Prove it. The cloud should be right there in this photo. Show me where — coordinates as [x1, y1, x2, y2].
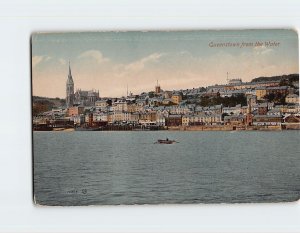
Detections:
[32, 56, 44, 68]
[32, 46, 298, 98]
[254, 45, 266, 50]
[44, 56, 52, 61]
[59, 58, 66, 65]
[253, 45, 274, 55]
[78, 50, 110, 63]
[32, 56, 53, 68]
[124, 53, 165, 72]
[261, 48, 273, 55]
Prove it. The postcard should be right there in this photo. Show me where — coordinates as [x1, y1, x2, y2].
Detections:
[32, 30, 300, 206]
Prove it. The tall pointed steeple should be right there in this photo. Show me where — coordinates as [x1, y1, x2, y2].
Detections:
[67, 61, 74, 84]
[66, 61, 74, 107]
[68, 60, 72, 77]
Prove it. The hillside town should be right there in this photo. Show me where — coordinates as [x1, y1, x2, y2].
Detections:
[33, 64, 300, 131]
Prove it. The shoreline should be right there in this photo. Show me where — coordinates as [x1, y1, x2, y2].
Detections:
[33, 125, 300, 132]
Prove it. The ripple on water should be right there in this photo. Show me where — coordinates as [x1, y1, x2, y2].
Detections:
[33, 131, 300, 205]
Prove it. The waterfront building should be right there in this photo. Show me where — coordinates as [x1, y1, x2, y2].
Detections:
[68, 106, 84, 116]
[252, 115, 282, 126]
[93, 112, 108, 122]
[224, 115, 245, 126]
[139, 111, 157, 122]
[72, 114, 85, 125]
[282, 113, 300, 130]
[113, 110, 126, 122]
[204, 114, 222, 125]
[182, 114, 190, 126]
[156, 115, 166, 126]
[130, 113, 140, 123]
[107, 112, 114, 123]
[138, 111, 156, 125]
[188, 114, 206, 125]
[182, 113, 223, 126]
[165, 114, 182, 126]
[85, 114, 90, 123]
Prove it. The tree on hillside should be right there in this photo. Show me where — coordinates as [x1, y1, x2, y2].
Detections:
[251, 73, 299, 83]
[200, 94, 247, 107]
[264, 93, 286, 104]
[148, 92, 155, 98]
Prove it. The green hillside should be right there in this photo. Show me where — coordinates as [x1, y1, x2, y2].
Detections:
[251, 73, 299, 83]
[32, 96, 65, 116]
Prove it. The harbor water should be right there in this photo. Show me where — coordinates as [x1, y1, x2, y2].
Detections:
[33, 131, 300, 205]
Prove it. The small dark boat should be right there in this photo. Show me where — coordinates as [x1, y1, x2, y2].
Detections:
[155, 138, 177, 144]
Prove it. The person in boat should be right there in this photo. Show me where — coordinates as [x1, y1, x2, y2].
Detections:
[166, 137, 169, 141]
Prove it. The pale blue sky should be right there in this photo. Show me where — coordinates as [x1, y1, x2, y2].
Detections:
[32, 30, 298, 98]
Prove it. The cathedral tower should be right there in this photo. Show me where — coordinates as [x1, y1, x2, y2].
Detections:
[66, 61, 74, 108]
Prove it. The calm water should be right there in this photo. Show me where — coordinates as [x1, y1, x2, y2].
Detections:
[33, 131, 300, 206]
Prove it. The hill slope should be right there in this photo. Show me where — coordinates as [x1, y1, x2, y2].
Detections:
[32, 96, 65, 115]
[251, 73, 299, 83]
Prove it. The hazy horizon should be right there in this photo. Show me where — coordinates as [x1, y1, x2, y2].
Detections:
[32, 30, 299, 99]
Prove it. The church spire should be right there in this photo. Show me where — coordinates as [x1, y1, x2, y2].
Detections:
[67, 61, 73, 85]
[69, 60, 72, 77]
[66, 60, 74, 108]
